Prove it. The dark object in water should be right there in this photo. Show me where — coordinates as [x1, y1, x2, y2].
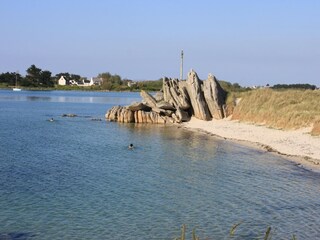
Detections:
[0, 232, 35, 240]
[91, 118, 102, 121]
[128, 143, 134, 149]
[62, 113, 77, 117]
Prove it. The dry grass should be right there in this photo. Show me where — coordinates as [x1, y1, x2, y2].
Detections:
[231, 89, 320, 134]
[311, 120, 320, 136]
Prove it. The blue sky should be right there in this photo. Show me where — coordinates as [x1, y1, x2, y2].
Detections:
[0, 0, 319, 86]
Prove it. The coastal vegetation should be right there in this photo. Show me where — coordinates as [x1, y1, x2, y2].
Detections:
[0, 65, 163, 92]
[173, 224, 297, 240]
[230, 88, 320, 135]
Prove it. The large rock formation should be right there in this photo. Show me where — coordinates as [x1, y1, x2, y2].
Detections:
[163, 77, 190, 110]
[105, 69, 227, 124]
[185, 70, 211, 121]
[203, 73, 227, 119]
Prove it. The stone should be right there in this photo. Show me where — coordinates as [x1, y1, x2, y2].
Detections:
[156, 101, 176, 111]
[105, 106, 134, 123]
[62, 113, 77, 117]
[163, 77, 190, 110]
[127, 102, 151, 111]
[185, 69, 211, 120]
[140, 90, 157, 108]
[154, 91, 164, 102]
[203, 73, 227, 119]
[175, 107, 190, 122]
[105, 69, 227, 124]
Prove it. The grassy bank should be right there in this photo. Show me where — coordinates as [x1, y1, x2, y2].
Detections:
[230, 89, 320, 135]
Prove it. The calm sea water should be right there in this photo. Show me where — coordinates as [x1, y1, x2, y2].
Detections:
[0, 90, 320, 240]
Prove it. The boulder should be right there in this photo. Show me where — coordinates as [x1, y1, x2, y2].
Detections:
[203, 73, 227, 119]
[105, 106, 134, 123]
[140, 90, 157, 108]
[154, 91, 164, 102]
[185, 70, 211, 120]
[127, 102, 151, 111]
[163, 77, 190, 110]
[175, 107, 190, 122]
[156, 101, 176, 111]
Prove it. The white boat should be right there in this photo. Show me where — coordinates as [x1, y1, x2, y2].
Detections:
[12, 71, 22, 91]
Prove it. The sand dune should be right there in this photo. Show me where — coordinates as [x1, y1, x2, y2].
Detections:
[182, 117, 320, 172]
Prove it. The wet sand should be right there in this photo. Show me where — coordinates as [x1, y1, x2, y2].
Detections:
[181, 117, 320, 172]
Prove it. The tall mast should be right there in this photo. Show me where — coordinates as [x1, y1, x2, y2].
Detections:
[180, 50, 184, 80]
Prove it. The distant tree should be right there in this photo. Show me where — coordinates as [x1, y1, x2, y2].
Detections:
[24, 65, 53, 87]
[55, 72, 71, 80]
[232, 83, 241, 89]
[39, 70, 53, 87]
[272, 84, 316, 90]
[70, 74, 81, 81]
[133, 79, 163, 91]
[0, 72, 22, 86]
[99, 72, 123, 90]
[25, 64, 42, 86]
[219, 80, 249, 93]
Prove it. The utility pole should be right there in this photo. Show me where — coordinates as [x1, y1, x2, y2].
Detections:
[180, 50, 184, 80]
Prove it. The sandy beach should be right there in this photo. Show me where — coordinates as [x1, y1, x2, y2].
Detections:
[182, 117, 320, 172]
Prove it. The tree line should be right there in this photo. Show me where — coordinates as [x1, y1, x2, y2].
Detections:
[1, 64, 317, 91]
[0, 65, 54, 87]
[0, 64, 163, 91]
[271, 84, 317, 90]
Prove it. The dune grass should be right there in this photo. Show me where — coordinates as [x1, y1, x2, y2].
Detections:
[174, 224, 278, 240]
[230, 89, 320, 134]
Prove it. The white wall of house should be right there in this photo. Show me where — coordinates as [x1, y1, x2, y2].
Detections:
[58, 76, 67, 85]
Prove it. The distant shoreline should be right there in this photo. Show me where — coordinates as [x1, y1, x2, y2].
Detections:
[181, 117, 320, 173]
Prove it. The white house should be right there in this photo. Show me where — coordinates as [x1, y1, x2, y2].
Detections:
[90, 77, 103, 86]
[58, 76, 67, 85]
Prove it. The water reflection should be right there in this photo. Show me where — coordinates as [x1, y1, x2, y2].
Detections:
[27, 96, 51, 101]
[0, 90, 141, 104]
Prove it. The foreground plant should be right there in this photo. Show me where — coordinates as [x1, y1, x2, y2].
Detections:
[173, 224, 297, 240]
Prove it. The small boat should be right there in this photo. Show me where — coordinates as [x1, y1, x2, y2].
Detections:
[12, 71, 22, 91]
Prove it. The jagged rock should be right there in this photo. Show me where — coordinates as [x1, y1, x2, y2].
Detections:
[133, 110, 166, 124]
[105, 69, 227, 124]
[185, 70, 211, 120]
[156, 101, 176, 111]
[163, 77, 190, 110]
[105, 106, 134, 123]
[127, 102, 151, 111]
[152, 107, 166, 114]
[140, 90, 157, 108]
[154, 91, 164, 102]
[175, 107, 190, 122]
[203, 73, 227, 119]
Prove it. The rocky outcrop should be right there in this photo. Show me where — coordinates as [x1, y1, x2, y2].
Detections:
[203, 73, 227, 119]
[163, 77, 190, 110]
[127, 102, 151, 111]
[185, 70, 211, 121]
[105, 106, 134, 123]
[105, 69, 227, 124]
[140, 90, 157, 108]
